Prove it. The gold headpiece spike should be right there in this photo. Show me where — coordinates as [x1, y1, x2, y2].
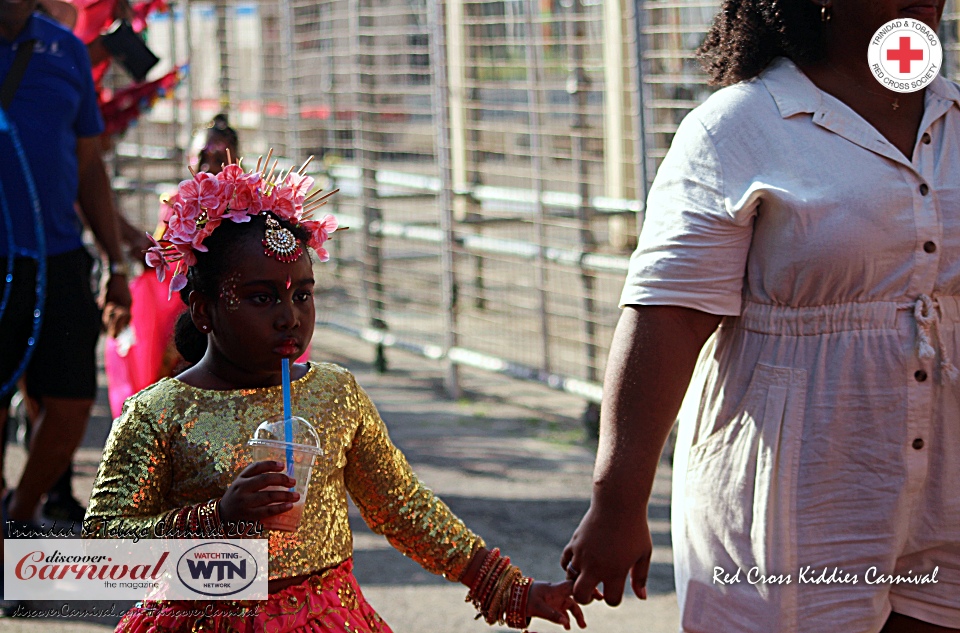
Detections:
[304, 188, 338, 208]
[303, 203, 331, 219]
[188, 165, 198, 179]
[266, 158, 279, 185]
[225, 148, 233, 165]
[297, 155, 314, 175]
[263, 148, 274, 175]
[304, 187, 332, 202]
[255, 155, 263, 172]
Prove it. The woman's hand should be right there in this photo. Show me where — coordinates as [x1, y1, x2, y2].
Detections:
[219, 461, 300, 532]
[527, 580, 586, 631]
[100, 273, 132, 338]
[561, 502, 651, 605]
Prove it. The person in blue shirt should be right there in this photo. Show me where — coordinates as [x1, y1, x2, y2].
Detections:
[0, 0, 132, 547]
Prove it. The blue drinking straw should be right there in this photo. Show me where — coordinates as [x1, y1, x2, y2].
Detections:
[281, 358, 294, 479]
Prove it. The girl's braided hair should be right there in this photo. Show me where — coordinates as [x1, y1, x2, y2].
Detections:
[697, 0, 826, 86]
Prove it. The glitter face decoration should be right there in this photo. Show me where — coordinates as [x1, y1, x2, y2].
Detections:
[262, 215, 303, 263]
[220, 272, 241, 311]
[285, 274, 292, 290]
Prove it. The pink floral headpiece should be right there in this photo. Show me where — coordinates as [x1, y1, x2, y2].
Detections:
[145, 152, 338, 299]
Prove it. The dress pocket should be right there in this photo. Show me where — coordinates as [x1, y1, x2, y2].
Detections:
[684, 363, 807, 575]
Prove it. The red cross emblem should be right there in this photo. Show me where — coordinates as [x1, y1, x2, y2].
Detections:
[886, 36, 924, 74]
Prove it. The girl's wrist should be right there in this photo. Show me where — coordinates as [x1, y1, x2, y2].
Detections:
[464, 547, 531, 629]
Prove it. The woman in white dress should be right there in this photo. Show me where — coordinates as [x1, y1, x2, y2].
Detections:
[561, 1, 959, 631]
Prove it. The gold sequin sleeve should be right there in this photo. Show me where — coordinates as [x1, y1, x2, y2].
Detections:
[343, 374, 484, 582]
[83, 387, 176, 538]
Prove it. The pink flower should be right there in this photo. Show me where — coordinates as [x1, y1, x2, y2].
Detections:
[146, 249, 168, 282]
[229, 180, 262, 217]
[191, 218, 222, 252]
[284, 172, 315, 203]
[144, 234, 170, 282]
[158, 194, 177, 224]
[178, 172, 222, 213]
[223, 205, 254, 223]
[174, 245, 197, 267]
[303, 214, 338, 251]
[167, 209, 197, 243]
[270, 185, 297, 221]
[168, 271, 188, 300]
[217, 164, 246, 184]
[211, 182, 234, 218]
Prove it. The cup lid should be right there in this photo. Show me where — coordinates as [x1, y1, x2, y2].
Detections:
[248, 416, 322, 454]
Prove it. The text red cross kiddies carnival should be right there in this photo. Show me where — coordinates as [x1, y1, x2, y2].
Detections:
[887, 36, 924, 73]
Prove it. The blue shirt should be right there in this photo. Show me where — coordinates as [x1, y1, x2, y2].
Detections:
[0, 13, 104, 258]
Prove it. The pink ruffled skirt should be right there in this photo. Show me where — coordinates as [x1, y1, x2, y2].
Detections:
[115, 558, 393, 633]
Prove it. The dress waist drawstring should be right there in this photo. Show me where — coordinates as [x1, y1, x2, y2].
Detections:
[898, 294, 960, 382]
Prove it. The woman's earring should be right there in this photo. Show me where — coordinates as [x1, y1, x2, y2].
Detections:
[200, 325, 209, 332]
[821, 2, 831, 22]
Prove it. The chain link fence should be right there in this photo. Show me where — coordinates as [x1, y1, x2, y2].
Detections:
[113, 0, 960, 420]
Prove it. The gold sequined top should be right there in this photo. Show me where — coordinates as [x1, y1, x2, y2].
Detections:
[85, 362, 483, 581]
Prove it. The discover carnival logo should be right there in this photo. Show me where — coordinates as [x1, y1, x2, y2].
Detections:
[4, 539, 267, 600]
[868, 18, 942, 93]
[176, 542, 260, 597]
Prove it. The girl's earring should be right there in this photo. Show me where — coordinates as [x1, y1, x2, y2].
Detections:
[821, 2, 831, 22]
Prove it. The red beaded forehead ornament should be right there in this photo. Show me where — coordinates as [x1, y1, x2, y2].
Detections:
[145, 149, 340, 298]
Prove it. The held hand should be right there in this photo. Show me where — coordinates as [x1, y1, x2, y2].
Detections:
[100, 275, 132, 337]
[527, 580, 586, 631]
[560, 502, 652, 606]
[219, 460, 300, 531]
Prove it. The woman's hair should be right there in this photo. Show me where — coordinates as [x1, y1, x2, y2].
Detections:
[697, 0, 826, 86]
[174, 213, 312, 364]
[191, 114, 240, 169]
[206, 114, 239, 150]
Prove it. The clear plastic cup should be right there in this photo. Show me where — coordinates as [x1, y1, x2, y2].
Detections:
[247, 416, 322, 533]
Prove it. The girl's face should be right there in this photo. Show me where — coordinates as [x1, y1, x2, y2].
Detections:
[196, 231, 315, 386]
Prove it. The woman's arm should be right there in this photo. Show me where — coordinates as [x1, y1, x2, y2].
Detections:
[561, 304, 720, 605]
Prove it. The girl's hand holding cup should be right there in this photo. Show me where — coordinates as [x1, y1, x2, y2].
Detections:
[219, 460, 300, 535]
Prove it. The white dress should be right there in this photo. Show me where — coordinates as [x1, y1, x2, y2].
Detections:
[620, 58, 960, 633]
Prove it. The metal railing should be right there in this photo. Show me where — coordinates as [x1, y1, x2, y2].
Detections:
[111, 1, 960, 421]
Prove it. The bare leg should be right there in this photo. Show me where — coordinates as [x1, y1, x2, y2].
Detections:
[881, 612, 960, 633]
[7, 396, 91, 522]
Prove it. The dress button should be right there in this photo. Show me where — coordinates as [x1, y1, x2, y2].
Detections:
[914, 369, 927, 382]
[919, 183, 929, 195]
[922, 133, 931, 144]
[912, 438, 924, 450]
[923, 241, 937, 253]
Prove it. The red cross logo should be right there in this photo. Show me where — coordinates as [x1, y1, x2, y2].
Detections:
[886, 36, 924, 74]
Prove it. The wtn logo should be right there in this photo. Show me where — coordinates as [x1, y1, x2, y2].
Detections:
[185, 558, 247, 581]
[176, 543, 261, 597]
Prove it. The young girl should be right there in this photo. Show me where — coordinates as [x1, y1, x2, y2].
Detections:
[84, 156, 586, 632]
